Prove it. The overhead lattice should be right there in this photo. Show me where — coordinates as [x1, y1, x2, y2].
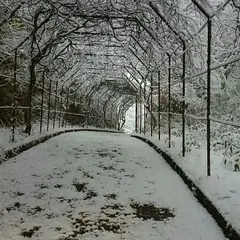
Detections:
[0, 0, 212, 101]
[1, 0, 240, 134]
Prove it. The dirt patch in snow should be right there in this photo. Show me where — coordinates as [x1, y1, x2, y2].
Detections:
[21, 226, 41, 238]
[6, 202, 23, 212]
[36, 183, 49, 189]
[104, 193, 117, 200]
[130, 202, 175, 221]
[72, 182, 87, 192]
[63, 207, 128, 239]
[112, 149, 122, 155]
[61, 200, 175, 239]
[83, 171, 94, 179]
[98, 164, 116, 171]
[13, 191, 25, 197]
[28, 206, 43, 215]
[34, 192, 45, 199]
[84, 190, 98, 200]
[54, 184, 63, 189]
[124, 174, 134, 178]
[72, 181, 98, 200]
[96, 148, 120, 159]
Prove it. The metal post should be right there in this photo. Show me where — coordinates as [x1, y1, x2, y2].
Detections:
[192, 0, 212, 176]
[103, 102, 105, 129]
[158, 70, 161, 140]
[143, 82, 146, 135]
[110, 104, 113, 129]
[40, 71, 45, 133]
[182, 41, 186, 157]
[207, 18, 212, 176]
[27, 77, 34, 136]
[72, 93, 76, 128]
[139, 85, 142, 134]
[110, 97, 121, 130]
[86, 97, 90, 128]
[96, 99, 100, 126]
[96, 89, 108, 128]
[47, 78, 52, 131]
[12, 49, 17, 142]
[115, 106, 118, 130]
[59, 85, 63, 128]
[168, 55, 171, 148]
[135, 95, 138, 133]
[53, 81, 58, 129]
[150, 75, 153, 137]
[78, 95, 81, 128]
[64, 88, 69, 128]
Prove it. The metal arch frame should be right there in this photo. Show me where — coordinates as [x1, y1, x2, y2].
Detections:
[85, 83, 106, 127]
[149, 2, 187, 154]
[149, 0, 212, 175]
[9, 11, 170, 141]
[191, 0, 212, 176]
[96, 88, 110, 126]
[53, 13, 172, 135]
[102, 92, 118, 128]
[6, 0, 236, 179]
[117, 97, 134, 130]
[109, 95, 122, 129]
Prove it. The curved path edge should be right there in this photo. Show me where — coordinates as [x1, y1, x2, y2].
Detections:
[0, 128, 123, 165]
[131, 134, 240, 240]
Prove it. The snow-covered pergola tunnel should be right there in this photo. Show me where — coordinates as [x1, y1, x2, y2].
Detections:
[0, 131, 226, 239]
[1, 1, 240, 173]
[1, 1, 240, 238]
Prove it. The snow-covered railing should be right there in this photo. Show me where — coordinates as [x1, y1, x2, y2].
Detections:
[152, 111, 240, 129]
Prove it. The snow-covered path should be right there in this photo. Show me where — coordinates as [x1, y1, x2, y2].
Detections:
[0, 132, 225, 240]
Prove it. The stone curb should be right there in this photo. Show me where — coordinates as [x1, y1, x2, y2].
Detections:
[131, 134, 240, 240]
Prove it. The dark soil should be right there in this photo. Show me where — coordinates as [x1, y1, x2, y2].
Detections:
[84, 190, 98, 200]
[98, 152, 110, 158]
[130, 202, 175, 221]
[30, 206, 43, 215]
[21, 226, 41, 238]
[14, 191, 25, 196]
[97, 148, 116, 158]
[99, 164, 116, 170]
[101, 204, 124, 211]
[61, 201, 130, 239]
[72, 182, 87, 192]
[57, 197, 77, 203]
[101, 204, 125, 218]
[65, 211, 126, 239]
[14, 202, 21, 208]
[104, 193, 117, 200]
[112, 149, 121, 155]
[36, 183, 48, 189]
[34, 192, 46, 199]
[83, 171, 94, 179]
[45, 213, 57, 219]
[6, 202, 23, 212]
[124, 174, 134, 178]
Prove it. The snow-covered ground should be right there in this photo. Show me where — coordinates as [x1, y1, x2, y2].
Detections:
[138, 133, 240, 235]
[0, 131, 225, 240]
[0, 124, 81, 153]
[0, 123, 110, 155]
